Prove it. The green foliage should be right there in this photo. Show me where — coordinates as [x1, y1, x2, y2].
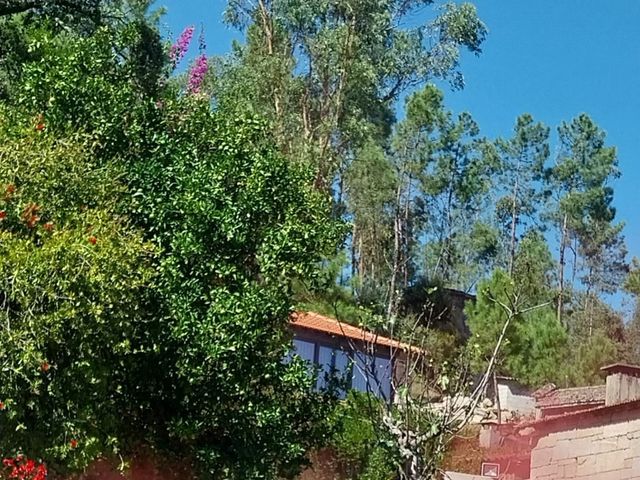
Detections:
[0, 133, 156, 471]
[565, 331, 618, 387]
[506, 309, 568, 387]
[346, 140, 397, 299]
[465, 270, 516, 374]
[125, 100, 341, 478]
[0, 17, 342, 480]
[466, 269, 567, 387]
[511, 230, 555, 304]
[218, 0, 487, 184]
[549, 113, 626, 298]
[329, 392, 397, 480]
[414, 104, 500, 290]
[495, 113, 549, 272]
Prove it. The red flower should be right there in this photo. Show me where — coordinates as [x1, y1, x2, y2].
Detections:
[0, 401, 6, 410]
[87, 236, 97, 245]
[40, 362, 50, 372]
[2, 456, 47, 480]
[34, 464, 47, 480]
[69, 439, 78, 449]
[0, 210, 6, 220]
[43, 222, 54, 232]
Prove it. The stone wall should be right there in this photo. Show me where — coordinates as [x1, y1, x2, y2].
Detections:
[530, 409, 640, 479]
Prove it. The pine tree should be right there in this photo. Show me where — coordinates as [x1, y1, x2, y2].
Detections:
[547, 113, 624, 324]
[495, 114, 549, 274]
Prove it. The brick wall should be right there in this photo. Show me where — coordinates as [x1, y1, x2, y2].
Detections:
[530, 409, 640, 479]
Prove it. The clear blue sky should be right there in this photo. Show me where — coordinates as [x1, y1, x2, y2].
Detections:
[156, 0, 640, 310]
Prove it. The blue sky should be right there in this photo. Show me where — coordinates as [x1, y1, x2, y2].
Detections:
[156, 0, 640, 311]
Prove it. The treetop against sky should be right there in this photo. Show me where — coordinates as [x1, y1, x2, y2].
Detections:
[158, 0, 640, 300]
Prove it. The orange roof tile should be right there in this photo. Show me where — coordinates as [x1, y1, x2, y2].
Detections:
[290, 311, 420, 353]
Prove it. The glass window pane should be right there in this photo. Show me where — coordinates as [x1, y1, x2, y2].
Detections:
[334, 349, 350, 377]
[333, 349, 351, 398]
[352, 351, 373, 393]
[293, 338, 316, 363]
[374, 356, 392, 401]
[316, 345, 333, 390]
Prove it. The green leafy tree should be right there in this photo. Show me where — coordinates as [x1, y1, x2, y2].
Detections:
[466, 271, 518, 376]
[0, 20, 342, 480]
[329, 392, 397, 480]
[506, 309, 568, 387]
[565, 331, 618, 387]
[511, 230, 555, 305]
[346, 139, 397, 307]
[217, 0, 487, 188]
[0, 133, 156, 472]
[467, 268, 565, 388]
[565, 294, 625, 348]
[385, 85, 447, 315]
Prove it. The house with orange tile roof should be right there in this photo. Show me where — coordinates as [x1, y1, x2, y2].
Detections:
[289, 311, 419, 402]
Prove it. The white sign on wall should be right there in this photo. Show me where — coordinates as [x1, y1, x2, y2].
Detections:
[481, 462, 500, 478]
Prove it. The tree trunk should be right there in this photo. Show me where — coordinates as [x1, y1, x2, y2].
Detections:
[557, 214, 568, 325]
[493, 370, 502, 424]
[508, 176, 519, 275]
[388, 178, 404, 319]
[402, 175, 413, 289]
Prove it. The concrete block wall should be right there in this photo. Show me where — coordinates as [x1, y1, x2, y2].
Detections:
[498, 383, 535, 416]
[530, 411, 640, 479]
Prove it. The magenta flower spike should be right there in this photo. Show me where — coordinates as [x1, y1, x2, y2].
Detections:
[169, 26, 195, 68]
[187, 54, 208, 94]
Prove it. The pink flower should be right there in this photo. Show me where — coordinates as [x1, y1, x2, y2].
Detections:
[169, 26, 195, 68]
[187, 54, 208, 94]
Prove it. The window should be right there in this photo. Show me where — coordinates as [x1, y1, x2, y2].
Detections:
[316, 345, 334, 390]
[351, 351, 392, 400]
[292, 338, 315, 363]
[374, 355, 392, 401]
[289, 336, 392, 400]
[351, 351, 371, 393]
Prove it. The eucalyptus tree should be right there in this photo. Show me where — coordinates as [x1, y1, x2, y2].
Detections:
[384, 85, 447, 316]
[216, 0, 487, 190]
[495, 114, 549, 274]
[346, 140, 397, 305]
